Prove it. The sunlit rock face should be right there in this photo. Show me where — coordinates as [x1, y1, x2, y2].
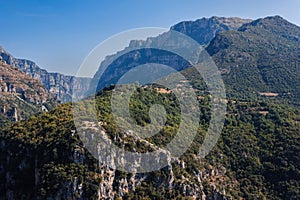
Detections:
[0, 47, 90, 102]
[0, 61, 55, 123]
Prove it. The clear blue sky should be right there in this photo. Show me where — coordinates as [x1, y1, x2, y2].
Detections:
[0, 0, 299, 76]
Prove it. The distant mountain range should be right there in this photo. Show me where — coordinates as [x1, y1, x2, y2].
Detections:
[91, 15, 300, 107]
[1, 84, 299, 199]
[0, 47, 90, 102]
[2, 15, 298, 107]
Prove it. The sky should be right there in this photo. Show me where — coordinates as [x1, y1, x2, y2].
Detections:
[0, 0, 299, 76]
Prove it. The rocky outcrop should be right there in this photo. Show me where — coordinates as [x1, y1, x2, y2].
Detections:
[0, 47, 91, 102]
[171, 16, 252, 45]
[55, 120, 235, 199]
[0, 103, 236, 199]
[0, 61, 55, 124]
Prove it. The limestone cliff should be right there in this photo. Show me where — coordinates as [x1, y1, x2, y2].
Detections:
[0, 47, 90, 102]
[0, 60, 55, 124]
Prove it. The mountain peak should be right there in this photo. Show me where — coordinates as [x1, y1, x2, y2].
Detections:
[170, 16, 252, 45]
[205, 15, 300, 104]
[210, 16, 252, 28]
[238, 15, 300, 35]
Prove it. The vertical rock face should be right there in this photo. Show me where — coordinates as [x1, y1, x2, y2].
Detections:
[171, 16, 252, 45]
[1, 17, 252, 102]
[91, 16, 252, 93]
[0, 106, 235, 200]
[0, 47, 91, 102]
[0, 61, 56, 124]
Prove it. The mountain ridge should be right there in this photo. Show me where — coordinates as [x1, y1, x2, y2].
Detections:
[0, 60, 55, 124]
[0, 47, 91, 102]
[1, 86, 299, 199]
[206, 15, 300, 106]
[171, 16, 252, 45]
[90, 15, 300, 109]
[90, 16, 252, 93]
